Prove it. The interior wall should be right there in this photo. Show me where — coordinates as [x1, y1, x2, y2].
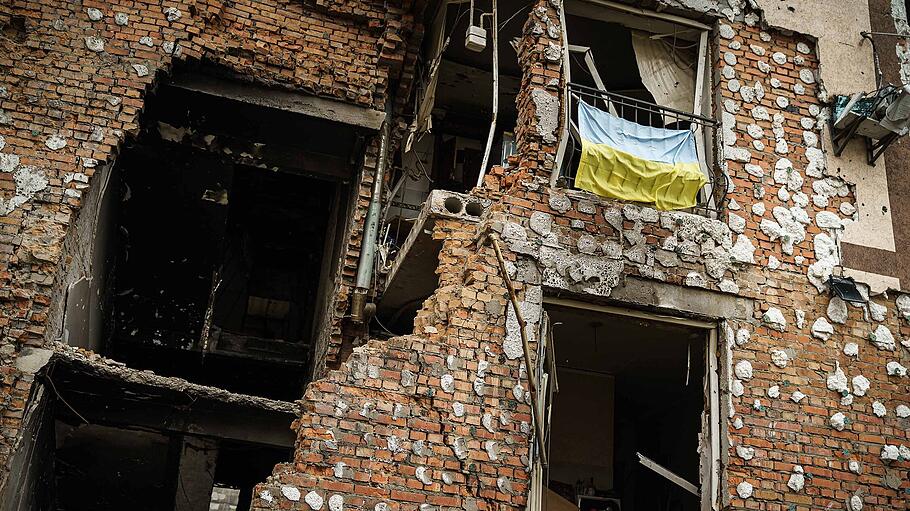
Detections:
[0, 384, 55, 511]
[46, 162, 119, 352]
[548, 370, 615, 490]
[53, 423, 174, 511]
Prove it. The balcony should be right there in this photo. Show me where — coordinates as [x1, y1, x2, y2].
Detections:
[556, 83, 725, 216]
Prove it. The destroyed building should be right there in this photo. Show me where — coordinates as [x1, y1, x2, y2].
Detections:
[2, 0, 910, 510]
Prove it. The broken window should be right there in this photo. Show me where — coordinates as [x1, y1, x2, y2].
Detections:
[554, 1, 723, 214]
[533, 300, 721, 511]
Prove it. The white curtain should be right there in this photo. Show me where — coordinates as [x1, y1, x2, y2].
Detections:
[631, 31, 696, 116]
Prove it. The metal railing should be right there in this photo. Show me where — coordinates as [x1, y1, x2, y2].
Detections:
[558, 82, 726, 216]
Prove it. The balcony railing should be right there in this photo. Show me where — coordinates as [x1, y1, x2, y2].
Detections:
[557, 82, 726, 216]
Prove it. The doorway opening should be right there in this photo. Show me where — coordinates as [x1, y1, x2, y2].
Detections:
[541, 300, 719, 511]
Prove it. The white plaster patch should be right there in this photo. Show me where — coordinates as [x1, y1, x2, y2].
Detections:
[728, 213, 746, 233]
[416, 466, 433, 484]
[0, 165, 49, 215]
[887, 361, 908, 376]
[791, 391, 806, 403]
[736, 445, 755, 460]
[828, 297, 848, 324]
[85, 36, 105, 52]
[736, 481, 753, 499]
[740, 86, 755, 103]
[735, 360, 754, 380]
[815, 211, 842, 230]
[799, 69, 815, 83]
[868, 301, 887, 322]
[115, 12, 129, 25]
[850, 495, 863, 511]
[282, 486, 302, 503]
[751, 105, 769, 120]
[852, 375, 870, 396]
[848, 460, 862, 474]
[45, 134, 67, 150]
[768, 385, 780, 398]
[830, 412, 847, 431]
[730, 379, 744, 397]
[736, 328, 751, 346]
[844, 342, 859, 357]
[770, 349, 789, 368]
[787, 467, 805, 492]
[452, 402, 465, 417]
[896, 404, 910, 417]
[827, 364, 848, 393]
[328, 495, 343, 511]
[531, 89, 559, 144]
[762, 307, 786, 332]
[772, 52, 787, 65]
[685, 272, 706, 288]
[870, 325, 896, 351]
[744, 163, 763, 178]
[440, 374, 455, 393]
[730, 235, 755, 264]
[718, 279, 739, 293]
[752, 202, 766, 217]
[881, 444, 900, 462]
[165, 6, 182, 21]
[132, 64, 149, 77]
[873, 401, 887, 417]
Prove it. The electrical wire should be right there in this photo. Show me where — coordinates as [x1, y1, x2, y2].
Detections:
[372, 314, 400, 337]
[498, 4, 531, 32]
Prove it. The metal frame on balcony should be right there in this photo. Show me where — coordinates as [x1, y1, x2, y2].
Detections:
[556, 82, 726, 216]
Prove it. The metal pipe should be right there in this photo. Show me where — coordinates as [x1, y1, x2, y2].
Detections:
[476, 0, 499, 188]
[489, 233, 548, 467]
[352, 101, 393, 323]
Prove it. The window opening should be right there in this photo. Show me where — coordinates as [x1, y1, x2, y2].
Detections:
[98, 71, 357, 400]
[553, 2, 723, 215]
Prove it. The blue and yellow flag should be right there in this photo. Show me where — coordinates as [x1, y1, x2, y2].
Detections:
[575, 101, 706, 211]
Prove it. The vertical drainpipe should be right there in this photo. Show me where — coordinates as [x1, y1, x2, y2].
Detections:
[351, 100, 393, 323]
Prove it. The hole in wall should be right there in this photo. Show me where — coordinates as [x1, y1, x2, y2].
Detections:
[444, 196, 464, 214]
[465, 201, 484, 216]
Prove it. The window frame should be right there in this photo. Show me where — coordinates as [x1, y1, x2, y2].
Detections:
[527, 297, 724, 511]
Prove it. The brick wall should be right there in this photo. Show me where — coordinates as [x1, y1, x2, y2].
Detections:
[3, 0, 910, 510]
[249, 5, 910, 511]
[0, 0, 418, 480]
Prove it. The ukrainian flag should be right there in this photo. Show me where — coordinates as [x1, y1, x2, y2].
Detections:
[575, 101, 706, 211]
